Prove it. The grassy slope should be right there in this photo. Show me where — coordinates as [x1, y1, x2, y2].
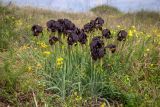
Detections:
[0, 4, 160, 107]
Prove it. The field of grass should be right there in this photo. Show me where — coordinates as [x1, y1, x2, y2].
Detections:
[0, 4, 160, 107]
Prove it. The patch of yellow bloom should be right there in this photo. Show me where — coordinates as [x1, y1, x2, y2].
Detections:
[43, 51, 51, 56]
[128, 26, 137, 37]
[56, 57, 64, 67]
[74, 92, 82, 101]
[19, 44, 30, 51]
[100, 102, 106, 107]
[27, 66, 32, 72]
[128, 30, 133, 37]
[150, 64, 154, 67]
[37, 42, 48, 48]
[75, 96, 82, 101]
[146, 49, 150, 52]
[117, 25, 121, 28]
[131, 25, 136, 30]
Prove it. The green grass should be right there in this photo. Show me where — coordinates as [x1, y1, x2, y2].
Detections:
[0, 4, 160, 107]
[90, 5, 122, 15]
[0, 6, 17, 51]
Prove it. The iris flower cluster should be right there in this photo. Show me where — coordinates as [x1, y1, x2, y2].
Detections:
[46, 19, 76, 35]
[31, 17, 128, 61]
[90, 36, 106, 60]
[46, 19, 88, 46]
[83, 17, 104, 32]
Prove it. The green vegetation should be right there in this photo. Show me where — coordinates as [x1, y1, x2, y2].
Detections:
[125, 10, 160, 25]
[90, 5, 122, 15]
[0, 4, 160, 107]
[0, 6, 17, 51]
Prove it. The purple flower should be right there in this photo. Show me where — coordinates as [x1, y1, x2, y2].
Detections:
[46, 20, 56, 32]
[78, 31, 87, 44]
[83, 17, 104, 32]
[90, 36, 105, 60]
[67, 32, 79, 46]
[95, 17, 104, 30]
[49, 36, 61, 45]
[117, 30, 128, 41]
[83, 23, 93, 32]
[31, 25, 43, 36]
[102, 29, 111, 39]
[106, 44, 116, 53]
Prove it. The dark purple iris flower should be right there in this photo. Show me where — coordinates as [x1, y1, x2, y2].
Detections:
[83, 23, 93, 32]
[117, 30, 128, 41]
[49, 36, 63, 45]
[95, 17, 104, 30]
[83, 17, 104, 32]
[95, 17, 104, 25]
[90, 36, 104, 49]
[46, 20, 56, 32]
[67, 32, 79, 46]
[90, 36, 106, 60]
[46, 19, 76, 35]
[31, 25, 43, 36]
[106, 44, 116, 53]
[78, 31, 87, 44]
[102, 29, 111, 39]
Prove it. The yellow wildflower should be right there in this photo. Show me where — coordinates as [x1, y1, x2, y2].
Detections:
[128, 30, 133, 37]
[133, 29, 136, 33]
[100, 102, 106, 107]
[75, 96, 82, 101]
[147, 34, 151, 38]
[56, 57, 64, 67]
[43, 51, 51, 56]
[19, 45, 30, 51]
[117, 25, 121, 28]
[40, 42, 48, 48]
[74, 92, 78, 96]
[131, 25, 136, 30]
[150, 64, 154, 67]
[146, 49, 150, 52]
[37, 42, 48, 48]
[27, 66, 32, 72]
